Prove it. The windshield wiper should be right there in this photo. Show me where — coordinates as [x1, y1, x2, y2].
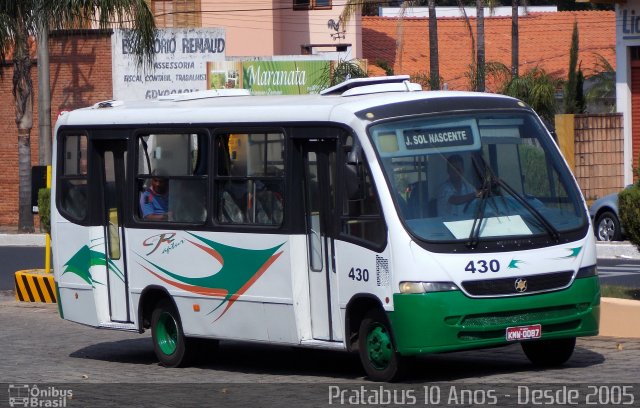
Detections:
[467, 156, 559, 248]
[491, 174, 560, 242]
[466, 166, 491, 249]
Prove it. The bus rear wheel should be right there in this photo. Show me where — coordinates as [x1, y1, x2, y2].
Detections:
[521, 337, 576, 367]
[151, 299, 192, 367]
[358, 309, 405, 382]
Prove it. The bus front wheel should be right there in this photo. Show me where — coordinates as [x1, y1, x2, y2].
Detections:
[151, 299, 191, 367]
[521, 337, 576, 367]
[358, 309, 405, 382]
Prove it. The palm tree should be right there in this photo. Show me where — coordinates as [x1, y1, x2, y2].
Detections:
[500, 67, 562, 125]
[586, 52, 616, 113]
[512, 0, 519, 78]
[341, 1, 441, 90]
[427, 0, 440, 89]
[0, 1, 156, 231]
[476, 0, 485, 91]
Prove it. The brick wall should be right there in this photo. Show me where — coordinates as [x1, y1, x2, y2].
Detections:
[574, 113, 625, 202]
[0, 30, 112, 230]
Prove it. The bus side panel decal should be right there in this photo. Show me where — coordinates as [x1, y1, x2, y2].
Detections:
[135, 232, 285, 322]
[61, 240, 125, 287]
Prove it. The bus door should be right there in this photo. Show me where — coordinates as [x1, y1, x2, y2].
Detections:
[94, 139, 131, 323]
[301, 139, 340, 341]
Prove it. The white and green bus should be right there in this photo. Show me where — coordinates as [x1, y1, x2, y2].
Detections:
[51, 76, 599, 381]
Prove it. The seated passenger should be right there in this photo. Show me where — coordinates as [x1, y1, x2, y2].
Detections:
[140, 174, 169, 221]
[437, 154, 480, 217]
[219, 190, 244, 223]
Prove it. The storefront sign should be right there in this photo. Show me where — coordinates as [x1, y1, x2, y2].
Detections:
[207, 60, 331, 95]
[112, 28, 226, 100]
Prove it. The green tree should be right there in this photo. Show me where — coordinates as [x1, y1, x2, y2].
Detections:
[586, 53, 616, 113]
[576, 66, 586, 113]
[331, 59, 368, 85]
[0, 1, 156, 231]
[563, 21, 580, 113]
[500, 67, 562, 124]
[619, 174, 640, 252]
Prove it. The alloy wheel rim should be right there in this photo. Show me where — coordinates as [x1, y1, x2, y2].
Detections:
[156, 312, 178, 355]
[598, 218, 614, 241]
[366, 324, 393, 370]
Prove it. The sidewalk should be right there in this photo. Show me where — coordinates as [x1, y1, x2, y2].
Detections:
[595, 241, 640, 260]
[0, 233, 46, 247]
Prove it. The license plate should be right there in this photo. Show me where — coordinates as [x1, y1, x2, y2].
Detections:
[506, 324, 542, 341]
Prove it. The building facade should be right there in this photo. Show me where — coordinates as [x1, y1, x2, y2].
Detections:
[617, 1, 640, 184]
[146, 0, 362, 58]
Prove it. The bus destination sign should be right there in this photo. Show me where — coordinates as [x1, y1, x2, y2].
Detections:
[403, 126, 474, 150]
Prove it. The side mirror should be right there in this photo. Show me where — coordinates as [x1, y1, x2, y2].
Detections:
[347, 147, 361, 166]
[345, 146, 365, 200]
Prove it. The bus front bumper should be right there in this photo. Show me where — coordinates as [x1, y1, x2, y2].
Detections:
[387, 276, 600, 356]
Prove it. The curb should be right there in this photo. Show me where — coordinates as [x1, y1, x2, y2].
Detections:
[595, 241, 640, 260]
[14, 269, 57, 303]
[0, 233, 46, 247]
[599, 297, 640, 339]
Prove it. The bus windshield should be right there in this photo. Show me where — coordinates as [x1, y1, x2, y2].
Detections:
[370, 111, 586, 245]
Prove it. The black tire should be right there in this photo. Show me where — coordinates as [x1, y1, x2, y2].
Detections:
[151, 299, 192, 367]
[521, 337, 576, 367]
[595, 210, 621, 241]
[358, 309, 405, 382]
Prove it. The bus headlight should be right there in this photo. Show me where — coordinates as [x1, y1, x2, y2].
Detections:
[399, 281, 460, 294]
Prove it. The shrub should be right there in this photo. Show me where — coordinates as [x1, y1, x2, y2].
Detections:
[619, 185, 640, 251]
[38, 188, 51, 235]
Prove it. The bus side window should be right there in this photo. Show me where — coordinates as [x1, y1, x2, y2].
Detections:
[340, 139, 386, 247]
[58, 134, 88, 222]
[215, 132, 285, 226]
[136, 133, 208, 224]
[61, 179, 88, 220]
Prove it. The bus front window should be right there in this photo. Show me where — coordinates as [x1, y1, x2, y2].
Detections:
[371, 111, 586, 246]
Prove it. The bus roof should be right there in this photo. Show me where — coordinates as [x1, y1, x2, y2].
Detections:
[56, 78, 526, 128]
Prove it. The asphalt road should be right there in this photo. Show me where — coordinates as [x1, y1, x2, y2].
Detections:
[0, 292, 639, 407]
[597, 258, 640, 287]
[0, 247, 47, 291]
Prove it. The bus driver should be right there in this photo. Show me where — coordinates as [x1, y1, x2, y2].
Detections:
[437, 154, 481, 217]
[140, 174, 169, 221]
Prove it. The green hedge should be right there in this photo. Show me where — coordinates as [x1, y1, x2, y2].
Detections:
[619, 185, 640, 251]
[38, 187, 51, 235]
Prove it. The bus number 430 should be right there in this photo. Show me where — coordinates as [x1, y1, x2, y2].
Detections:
[465, 259, 500, 273]
[349, 267, 369, 282]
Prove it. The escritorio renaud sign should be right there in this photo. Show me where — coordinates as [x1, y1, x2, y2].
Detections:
[112, 28, 226, 100]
